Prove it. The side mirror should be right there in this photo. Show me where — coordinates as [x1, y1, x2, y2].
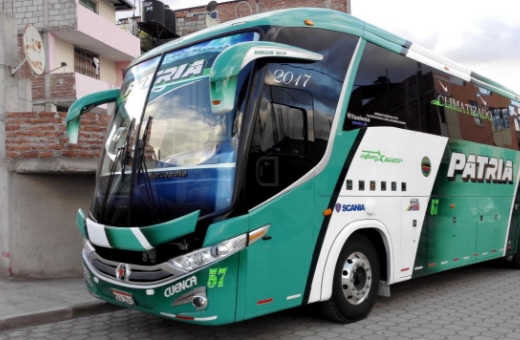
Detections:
[66, 89, 120, 144]
[210, 41, 323, 115]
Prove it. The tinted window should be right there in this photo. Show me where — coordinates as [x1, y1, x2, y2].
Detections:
[345, 42, 520, 150]
[345, 42, 436, 133]
[276, 28, 359, 146]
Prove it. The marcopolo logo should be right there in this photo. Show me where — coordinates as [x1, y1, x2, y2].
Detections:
[164, 276, 198, 298]
[447, 152, 513, 184]
[335, 203, 365, 213]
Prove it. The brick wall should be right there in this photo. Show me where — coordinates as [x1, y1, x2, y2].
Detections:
[5, 112, 109, 159]
[175, 0, 348, 37]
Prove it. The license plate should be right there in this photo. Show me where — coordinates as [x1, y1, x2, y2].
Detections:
[112, 289, 135, 306]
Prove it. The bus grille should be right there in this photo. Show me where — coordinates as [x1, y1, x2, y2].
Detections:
[91, 260, 173, 282]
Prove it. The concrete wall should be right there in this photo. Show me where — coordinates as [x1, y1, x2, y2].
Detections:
[100, 55, 116, 84]
[53, 35, 75, 73]
[0, 14, 17, 277]
[2, 0, 77, 31]
[8, 173, 94, 278]
[97, 0, 116, 23]
[0, 12, 103, 278]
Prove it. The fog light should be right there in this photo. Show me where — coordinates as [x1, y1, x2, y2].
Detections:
[192, 295, 207, 309]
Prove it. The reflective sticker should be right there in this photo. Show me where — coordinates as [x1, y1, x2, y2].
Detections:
[430, 199, 440, 216]
[207, 267, 228, 288]
[406, 199, 420, 211]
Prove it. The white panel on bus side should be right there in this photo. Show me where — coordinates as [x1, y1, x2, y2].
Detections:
[309, 127, 448, 303]
[400, 196, 427, 278]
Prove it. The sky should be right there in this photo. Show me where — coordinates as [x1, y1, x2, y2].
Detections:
[350, 0, 520, 93]
[121, 0, 520, 92]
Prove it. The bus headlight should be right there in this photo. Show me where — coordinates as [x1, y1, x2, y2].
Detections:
[168, 234, 247, 272]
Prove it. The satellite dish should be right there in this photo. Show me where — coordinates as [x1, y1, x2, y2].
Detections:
[22, 25, 46, 75]
[206, 1, 217, 12]
[235, 1, 252, 18]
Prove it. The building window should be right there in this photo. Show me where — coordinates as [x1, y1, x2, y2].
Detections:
[468, 100, 483, 126]
[491, 108, 509, 130]
[79, 0, 98, 13]
[74, 47, 100, 79]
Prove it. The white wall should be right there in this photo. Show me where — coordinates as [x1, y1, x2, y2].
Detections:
[53, 36, 75, 73]
[98, 0, 117, 23]
[100, 55, 116, 84]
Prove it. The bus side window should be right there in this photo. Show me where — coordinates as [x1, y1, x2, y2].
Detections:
[344, 42, 437, 134]
[345, 42, 520, 150]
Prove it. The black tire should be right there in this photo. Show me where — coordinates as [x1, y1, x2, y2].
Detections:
[319, 233, 380, 323]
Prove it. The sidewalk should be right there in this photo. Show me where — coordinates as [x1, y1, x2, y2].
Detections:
[0, 278, 119, 331]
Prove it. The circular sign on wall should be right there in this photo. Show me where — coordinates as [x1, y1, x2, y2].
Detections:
[23, 25, 46, 76]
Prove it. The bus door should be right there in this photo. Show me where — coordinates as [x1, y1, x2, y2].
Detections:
[243, 85, 316, 318]
[425, 197, 478, 273]
[477, 197, 510, 259]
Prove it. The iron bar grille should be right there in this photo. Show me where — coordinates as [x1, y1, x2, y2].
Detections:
[74, 47, 100, 79]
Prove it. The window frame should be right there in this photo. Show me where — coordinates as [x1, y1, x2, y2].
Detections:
[74, 47, 100, 80]
[79, 0, 98, 13]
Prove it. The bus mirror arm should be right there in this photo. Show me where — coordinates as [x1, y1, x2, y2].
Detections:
[66, 89, 120, 144]
[209, 41, 323, 115]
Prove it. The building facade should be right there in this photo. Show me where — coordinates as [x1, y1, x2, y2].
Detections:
[0, 1, 140, 279]
[3, 0, 140, 111]
[174, 0, 350, 37]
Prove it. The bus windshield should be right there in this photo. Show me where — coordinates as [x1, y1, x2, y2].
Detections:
[92, 32, 259, 227]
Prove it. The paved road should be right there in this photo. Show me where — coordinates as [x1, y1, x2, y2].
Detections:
[2, 261, 520, 340]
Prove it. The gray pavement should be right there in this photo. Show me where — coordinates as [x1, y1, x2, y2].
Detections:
[0, 278, 118, 331]
[1, 261, 520, 339]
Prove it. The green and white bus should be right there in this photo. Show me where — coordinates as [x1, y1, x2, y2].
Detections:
[68, 8, 520, 325]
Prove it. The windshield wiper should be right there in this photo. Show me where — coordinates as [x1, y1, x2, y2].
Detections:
[136, 116, 161, 224]
[99, 118, 135, 223]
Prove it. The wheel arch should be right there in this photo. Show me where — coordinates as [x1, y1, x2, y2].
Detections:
[320, 219, 394, 302]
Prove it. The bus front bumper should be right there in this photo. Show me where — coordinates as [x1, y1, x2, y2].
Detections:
[81, 250, 239, 325]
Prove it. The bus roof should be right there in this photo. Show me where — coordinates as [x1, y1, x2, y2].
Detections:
[129, 7, 520, 100]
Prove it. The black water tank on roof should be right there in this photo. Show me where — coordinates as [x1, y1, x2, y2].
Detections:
[142, 0, 165, 27]
[164, 6, 176, 35]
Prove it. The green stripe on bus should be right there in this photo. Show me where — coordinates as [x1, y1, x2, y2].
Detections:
[76, 208, 87, 238]
[105, 227, 144, 251]
[140, 210, 199, 247]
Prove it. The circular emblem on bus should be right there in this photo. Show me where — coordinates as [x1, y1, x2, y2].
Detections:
[421, 157, 431, 177]
[115, 263, 130, 281]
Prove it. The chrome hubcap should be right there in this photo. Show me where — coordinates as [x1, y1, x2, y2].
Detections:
[340, 252, 372, 305]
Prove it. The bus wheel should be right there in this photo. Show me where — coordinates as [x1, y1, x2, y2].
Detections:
[510, 235, 520, 269]
[319, 233, 380, 323]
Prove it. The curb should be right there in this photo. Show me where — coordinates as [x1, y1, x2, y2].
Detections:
[0, 301, 121, 332]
